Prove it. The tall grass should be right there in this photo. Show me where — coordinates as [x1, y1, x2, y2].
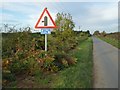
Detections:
[51, 37, 93, 88]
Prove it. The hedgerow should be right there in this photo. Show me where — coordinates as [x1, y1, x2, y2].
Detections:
[2, 12, 90, 86]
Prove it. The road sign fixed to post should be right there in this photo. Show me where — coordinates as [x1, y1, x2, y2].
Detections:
[35, 8, 57, 29]
[35, 7, 57, 52]
[41, 29, 51, 34]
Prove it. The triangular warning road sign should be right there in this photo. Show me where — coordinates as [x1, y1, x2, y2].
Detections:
[35, 8, 57, 29]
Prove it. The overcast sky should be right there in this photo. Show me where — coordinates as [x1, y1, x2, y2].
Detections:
[0, 2, 118, 34]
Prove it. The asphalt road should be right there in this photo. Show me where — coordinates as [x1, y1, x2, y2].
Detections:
[93, 37, 118, 88]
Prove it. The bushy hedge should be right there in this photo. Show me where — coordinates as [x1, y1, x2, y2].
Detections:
[2, 29, 89, 86]
[2, 12, 90, 86]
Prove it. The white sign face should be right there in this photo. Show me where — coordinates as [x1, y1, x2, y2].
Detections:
[41, 29, 51, 34]
[35, 8, 57, 29]
[38, 12, 54, 27]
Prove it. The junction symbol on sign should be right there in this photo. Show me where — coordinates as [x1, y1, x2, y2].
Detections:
[35, 8, 57, 29]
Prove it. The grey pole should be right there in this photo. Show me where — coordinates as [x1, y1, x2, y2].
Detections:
[79, 26, 80, 31]
[45, 34, 47, 51]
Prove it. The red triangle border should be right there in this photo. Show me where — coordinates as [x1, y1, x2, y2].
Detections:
[35, 8, 57, 29]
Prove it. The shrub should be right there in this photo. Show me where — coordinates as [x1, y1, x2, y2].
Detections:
[2, 12, 90, 87]
[53, 53, 77, 70]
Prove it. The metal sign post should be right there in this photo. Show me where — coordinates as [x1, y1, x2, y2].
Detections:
[45, 34, 47, 51]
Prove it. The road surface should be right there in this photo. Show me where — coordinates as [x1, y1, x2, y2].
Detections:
[93, 37, 118, 88]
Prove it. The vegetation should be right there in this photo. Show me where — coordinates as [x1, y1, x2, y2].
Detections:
[93, 31, 120, 49]
[93, 30, 100, 36]
[2, 12, 92, 88]
[51, 38, 93, 88]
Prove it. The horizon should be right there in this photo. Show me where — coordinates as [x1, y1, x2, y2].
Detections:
[0, 2, 118, 34]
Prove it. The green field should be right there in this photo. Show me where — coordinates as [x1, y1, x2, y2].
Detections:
[98, 36, 120, 49]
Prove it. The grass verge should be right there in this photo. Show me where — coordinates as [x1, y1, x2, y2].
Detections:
[98, 36, 120, 49]
[51, 37, 93, 88]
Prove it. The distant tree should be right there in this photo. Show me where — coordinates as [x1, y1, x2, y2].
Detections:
[3, 24, 8, 32]
[2, 23, 23, 33]
[86, 30, 91, 37]
[93, 30, 100, 36]
[101, 31, 106, 37]
[86, 30, 89, 33]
